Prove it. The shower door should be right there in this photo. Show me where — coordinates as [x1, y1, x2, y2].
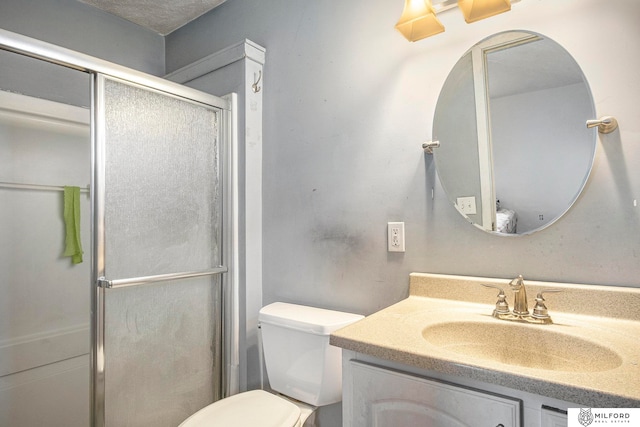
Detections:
[0, 28, 234, 427]
[93, 74, 229, 427]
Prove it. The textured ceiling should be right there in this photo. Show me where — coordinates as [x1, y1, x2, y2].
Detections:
[78, 0, 227, 35]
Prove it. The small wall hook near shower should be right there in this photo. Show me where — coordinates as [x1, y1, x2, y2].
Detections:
[252, 70, 262, 93]
[422, 140, 440, 154]
[586, 116, 618, 134]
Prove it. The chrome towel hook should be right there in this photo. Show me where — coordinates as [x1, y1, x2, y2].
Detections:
[586, 116, 618, 134]
[252, 70, 262, 93]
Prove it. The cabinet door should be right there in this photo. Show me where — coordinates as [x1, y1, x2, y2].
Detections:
[541, 407, 567, 427]
[346, 361, 521, 427]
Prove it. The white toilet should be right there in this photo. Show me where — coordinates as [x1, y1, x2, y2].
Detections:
[178, 302, 364, 427]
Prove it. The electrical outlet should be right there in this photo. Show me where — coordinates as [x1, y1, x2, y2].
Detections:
[387, 222, 405, 252]
[456, 196, 477, 215]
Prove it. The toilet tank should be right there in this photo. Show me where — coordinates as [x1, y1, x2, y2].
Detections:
[258, 302, 363, 406]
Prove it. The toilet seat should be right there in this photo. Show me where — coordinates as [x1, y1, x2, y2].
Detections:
[178, 390, 302, 427]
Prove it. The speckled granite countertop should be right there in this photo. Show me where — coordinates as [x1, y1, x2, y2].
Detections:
[330, 273, 640, 407]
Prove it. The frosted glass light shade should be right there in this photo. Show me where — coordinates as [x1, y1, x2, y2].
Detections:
[395, 0, 445, 42]
[458, 0, 511, 23]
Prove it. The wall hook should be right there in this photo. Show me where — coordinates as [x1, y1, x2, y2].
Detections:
[252, 70, 262, 93]
[422, 140, 440, 154]
[586, 116, 618, 134]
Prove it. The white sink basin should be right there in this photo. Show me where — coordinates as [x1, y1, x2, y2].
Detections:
[422, 321, 623, 372]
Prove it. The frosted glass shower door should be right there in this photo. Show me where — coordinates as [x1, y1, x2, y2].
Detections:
[95, 75, 226, 427]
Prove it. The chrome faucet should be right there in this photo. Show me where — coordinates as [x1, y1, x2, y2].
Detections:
[482, 275, 560, 324]
[509, 275, 529, 316]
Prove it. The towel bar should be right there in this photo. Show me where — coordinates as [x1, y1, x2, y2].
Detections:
[0, 181, 90, 193]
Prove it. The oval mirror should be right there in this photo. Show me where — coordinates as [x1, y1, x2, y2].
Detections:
[433, 31, 596, 235]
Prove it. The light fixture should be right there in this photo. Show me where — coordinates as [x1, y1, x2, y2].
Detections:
[396, 0, 517, 41]
[395, 0, 445, 42]
[458, 0, 511, 23]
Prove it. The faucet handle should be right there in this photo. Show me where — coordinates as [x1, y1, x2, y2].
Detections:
[532, 288, 561, 319]
[480, 284, 510, 315]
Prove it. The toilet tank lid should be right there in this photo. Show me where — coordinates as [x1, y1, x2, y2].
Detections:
[259, 302, 364, 335]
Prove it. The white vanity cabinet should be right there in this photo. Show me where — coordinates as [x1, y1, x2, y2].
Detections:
[345, 360, 521, 427]
[343, 353, 578, 427]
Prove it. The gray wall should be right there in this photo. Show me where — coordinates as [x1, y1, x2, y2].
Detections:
[169, 3, 640, 421]
[168, 0, 640, 315]
[0, 0, 165, 76]
[0, 0, 164, 108]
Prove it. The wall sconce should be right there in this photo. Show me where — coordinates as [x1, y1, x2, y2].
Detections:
[458, 0, 511, 23]
[396, 0, 517, 42]
[395, 0, 445, 42]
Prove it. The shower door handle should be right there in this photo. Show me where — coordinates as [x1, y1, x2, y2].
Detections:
[98, 266, 228, 289]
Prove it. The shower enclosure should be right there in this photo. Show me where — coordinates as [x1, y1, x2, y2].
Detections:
[0, 29, 236, 427]
[0, 59, 92, 426]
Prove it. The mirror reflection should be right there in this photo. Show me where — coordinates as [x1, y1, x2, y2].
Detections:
[433, 31, 596, 235]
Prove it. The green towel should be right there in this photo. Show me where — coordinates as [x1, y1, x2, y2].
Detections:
[63, 186, 83, 264]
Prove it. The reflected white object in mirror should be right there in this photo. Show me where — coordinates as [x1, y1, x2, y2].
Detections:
[432, 31, 596, 236]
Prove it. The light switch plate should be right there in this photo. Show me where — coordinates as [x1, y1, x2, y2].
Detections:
[456, 196, 477, 215]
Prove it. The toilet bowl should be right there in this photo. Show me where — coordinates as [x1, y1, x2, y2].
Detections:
[178, 390, 309, 427]
[178, 302, 363, 427]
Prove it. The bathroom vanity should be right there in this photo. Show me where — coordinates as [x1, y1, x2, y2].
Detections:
[330, 273, 640, 427]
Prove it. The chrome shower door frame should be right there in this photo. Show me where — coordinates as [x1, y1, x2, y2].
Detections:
[0, 29, 235, 427]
